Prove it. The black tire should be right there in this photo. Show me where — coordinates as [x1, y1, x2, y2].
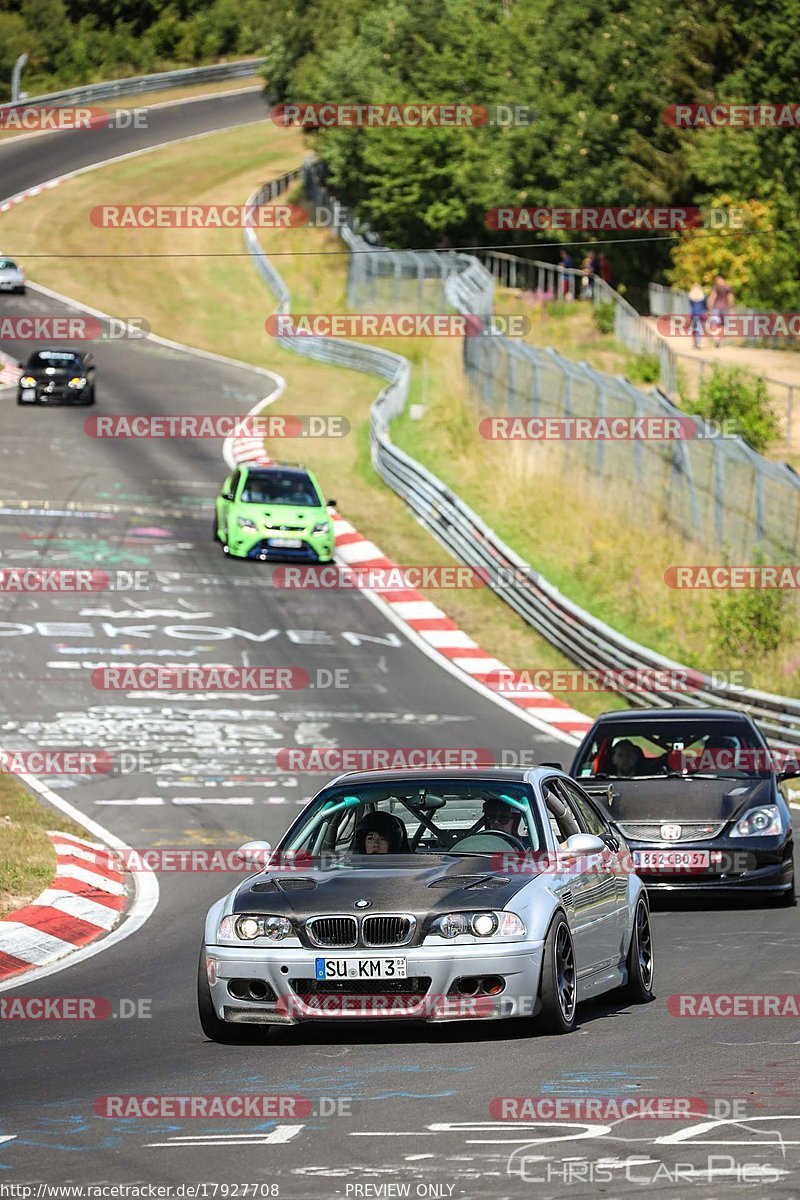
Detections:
[197, 946, 252, 1043]
[212, 512, 221, 543]
[620, 897, 655, 1003]
[536, 913, 577, 1034]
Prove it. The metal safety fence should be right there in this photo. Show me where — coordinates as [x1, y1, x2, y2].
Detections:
[326, 176, 800, 559]
[0, 58, 264, 113]
[244, 162, 800, 744]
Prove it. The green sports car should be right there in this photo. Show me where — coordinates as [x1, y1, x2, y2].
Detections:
[214, 463, 336, 562]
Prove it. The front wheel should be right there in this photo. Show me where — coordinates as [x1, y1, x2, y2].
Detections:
[536, 913, 577, 1033]
[620, 897, 655, 1003]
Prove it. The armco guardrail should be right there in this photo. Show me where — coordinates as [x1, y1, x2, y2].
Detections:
[0, 59, 264, 111]
[245, 164, 800, 747]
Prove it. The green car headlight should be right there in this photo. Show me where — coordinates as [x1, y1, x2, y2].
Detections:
[312, 521, 331, 535]
[237, 517, 257, 530]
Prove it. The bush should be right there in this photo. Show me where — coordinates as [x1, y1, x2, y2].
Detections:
[593, 301, 616, 335]
[628, 352, 660, 384]
[685, 365, 780, 454]
[711, 569, 787, 660]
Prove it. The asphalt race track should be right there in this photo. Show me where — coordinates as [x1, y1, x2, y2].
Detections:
[1, 95, 799, 1200]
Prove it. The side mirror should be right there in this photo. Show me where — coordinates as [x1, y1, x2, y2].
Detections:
[540, 761, 563, 770]
[779, 767, 800, 782]
[222, 491, 235, 501]
[563, 833, 606, 857]
[326, 498, 337, 507]
[233, 840, 272, 870]
[18, 362, 24, 369]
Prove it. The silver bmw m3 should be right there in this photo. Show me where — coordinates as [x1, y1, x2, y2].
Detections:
[199, 767, 655, 1041]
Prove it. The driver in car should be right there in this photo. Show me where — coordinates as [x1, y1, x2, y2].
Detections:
[483, 799, 523, 840]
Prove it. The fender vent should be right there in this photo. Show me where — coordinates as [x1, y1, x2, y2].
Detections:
[562, 889, 574, 908]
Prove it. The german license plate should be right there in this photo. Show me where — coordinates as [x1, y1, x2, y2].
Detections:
[21, 389, 36, 401]
[633, 849, 710, 872]
[315, 957, 407, 981]
[268, 537, 302, 549]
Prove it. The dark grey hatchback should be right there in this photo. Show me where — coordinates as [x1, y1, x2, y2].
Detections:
[569, 708, 796, 904]
[17, 349, 96, 406]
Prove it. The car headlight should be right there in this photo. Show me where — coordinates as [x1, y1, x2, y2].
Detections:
[20, 376, 36, 387]
[312, 521, 331, 535]
[237, 517, 257, 530]
[67, 377, 87, 389]
[218, 914, 294, 941]
[430, 910, 526, 939]
[730, 805, 783, 838]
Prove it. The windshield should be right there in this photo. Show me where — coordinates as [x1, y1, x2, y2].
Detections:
[574, 719, 770, 780]
[26, 352, 81, 369]
[280, 780, 544, 861]
[0, 260, 18, 271]
[242, 470, 320, 506]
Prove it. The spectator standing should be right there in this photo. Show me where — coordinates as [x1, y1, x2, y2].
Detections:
[559, 248, 574, 298]
[580, 253, 594, 298]
[584, 251, 600, 297]
[688, 282, 707, 349]
[598, 252, 614, 286]
[708, 274, 734, 347]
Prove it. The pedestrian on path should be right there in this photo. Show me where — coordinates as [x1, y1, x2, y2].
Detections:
[708, 274, 734, 347]
[688, 282, 707, 349]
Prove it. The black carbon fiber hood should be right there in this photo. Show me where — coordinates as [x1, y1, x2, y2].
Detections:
[232, 855, 537, 918]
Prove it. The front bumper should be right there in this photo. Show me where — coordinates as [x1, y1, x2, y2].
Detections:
[204, 942, 544, 1024]
[18, 385, 89, 405]
[630, 836, 793, 895]
[228, 530, 333, 562]
[0, 279, 24, 292]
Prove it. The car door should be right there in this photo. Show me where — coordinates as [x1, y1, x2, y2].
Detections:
[539, 776, 598, 978]
[553, 778, 623, 974]
[559, 777, 628, 904]
[219, 469, 240, 534]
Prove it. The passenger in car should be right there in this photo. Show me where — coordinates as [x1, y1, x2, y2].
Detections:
[354, 811, 411, 853]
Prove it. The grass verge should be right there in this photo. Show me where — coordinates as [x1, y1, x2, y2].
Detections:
[0, 777, 87, 917]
